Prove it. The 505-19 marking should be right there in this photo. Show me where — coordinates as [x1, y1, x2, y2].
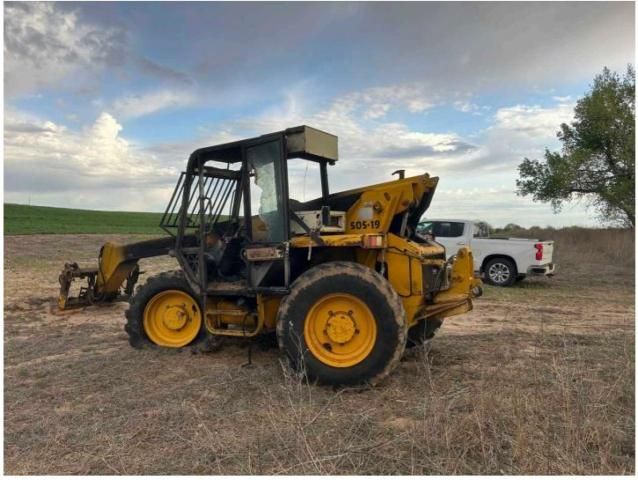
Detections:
[350, 220, 381, 230]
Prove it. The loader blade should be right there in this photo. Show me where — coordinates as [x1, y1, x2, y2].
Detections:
[58, 262, 98, 310]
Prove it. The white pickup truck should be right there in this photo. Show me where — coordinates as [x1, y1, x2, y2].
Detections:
[417, 219, 555, 287]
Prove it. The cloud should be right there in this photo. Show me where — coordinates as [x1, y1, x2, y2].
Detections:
[491, 102, 575, 138]
[453, 100, 481, 114]
[111, 90, 196, 119]
[5, 2, 633, 107]
[3, 83, 588, 226]
[218, 86, 480, 193]
[364, 103, 391, 120]
[3, 109, 179, 210]
[133, 56, 192, 85]
[343, 3, 634, 91]
[4, 2, 124, 96]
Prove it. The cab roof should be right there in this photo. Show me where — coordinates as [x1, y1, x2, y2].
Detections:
[189, 125, 338, 165]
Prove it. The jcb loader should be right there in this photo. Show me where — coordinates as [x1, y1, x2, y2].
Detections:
[59, 126, 482, 386]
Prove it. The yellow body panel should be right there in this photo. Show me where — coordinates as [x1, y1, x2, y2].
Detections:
[97, 243, 138, 294]
[341, 174, 438, 234]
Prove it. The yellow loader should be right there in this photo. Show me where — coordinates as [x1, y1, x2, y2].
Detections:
[59, 126, 482, 386]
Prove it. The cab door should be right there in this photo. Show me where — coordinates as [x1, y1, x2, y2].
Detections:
[242, 136, 290, 291]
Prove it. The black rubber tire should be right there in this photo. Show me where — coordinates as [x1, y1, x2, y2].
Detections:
[125, 271, 207, 350]
[484, 257, 517, 287]
[276, 261, 407, 386]
[407, 318, 443, 348]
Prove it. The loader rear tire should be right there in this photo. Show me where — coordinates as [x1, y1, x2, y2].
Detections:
[125, 271, 206, 350]
[277, 262, 407, 386]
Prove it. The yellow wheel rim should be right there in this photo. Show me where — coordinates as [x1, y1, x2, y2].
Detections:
[143, 290, 201, 348]
[304, 293, 377, 368]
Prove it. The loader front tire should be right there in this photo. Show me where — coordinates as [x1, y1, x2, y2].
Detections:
[277, 262, 407, 386]
[125, 271, 206, 350]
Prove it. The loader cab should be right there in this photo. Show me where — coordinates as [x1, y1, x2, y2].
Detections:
[160, 126, 337, 295]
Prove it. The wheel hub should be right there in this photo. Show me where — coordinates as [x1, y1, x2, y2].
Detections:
[162, 304, 189, 330]
[303, 292, 377, 368]
[325, 311, 357, 344]
[489, 263, 510, 283]
[142, 289, 201, 348]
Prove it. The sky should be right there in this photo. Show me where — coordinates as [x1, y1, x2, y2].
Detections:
[3, 1, 635, 227]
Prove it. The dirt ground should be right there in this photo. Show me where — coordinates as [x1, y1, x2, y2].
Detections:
[4, 234, 635, 474]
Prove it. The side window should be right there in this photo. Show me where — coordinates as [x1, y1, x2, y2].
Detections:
[287, 158, 322, 206]
[432, 222, 465, 238]
[473, 222, 489, 238]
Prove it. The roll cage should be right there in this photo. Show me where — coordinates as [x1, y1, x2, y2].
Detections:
[160, 126, 338, 296]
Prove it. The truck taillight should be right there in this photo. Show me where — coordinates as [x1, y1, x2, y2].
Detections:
[534, 243, 543, 260]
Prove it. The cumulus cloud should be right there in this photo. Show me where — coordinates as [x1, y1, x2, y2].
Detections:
[4, 2, 124, 96]
[3, 109, 179, 210]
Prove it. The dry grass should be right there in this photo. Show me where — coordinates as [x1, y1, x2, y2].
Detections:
[3, 231, 635, 474]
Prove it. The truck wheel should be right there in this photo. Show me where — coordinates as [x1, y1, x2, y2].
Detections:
[277, 262, 407, 386]
[407, 318, 443, 348]
[484, 257, 517, 287]
[125, 271, 207, 350]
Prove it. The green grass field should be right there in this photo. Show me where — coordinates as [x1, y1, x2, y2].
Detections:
[4, 204, 165, 235]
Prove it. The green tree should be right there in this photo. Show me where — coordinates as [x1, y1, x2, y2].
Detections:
[516, 66, 635, 227]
